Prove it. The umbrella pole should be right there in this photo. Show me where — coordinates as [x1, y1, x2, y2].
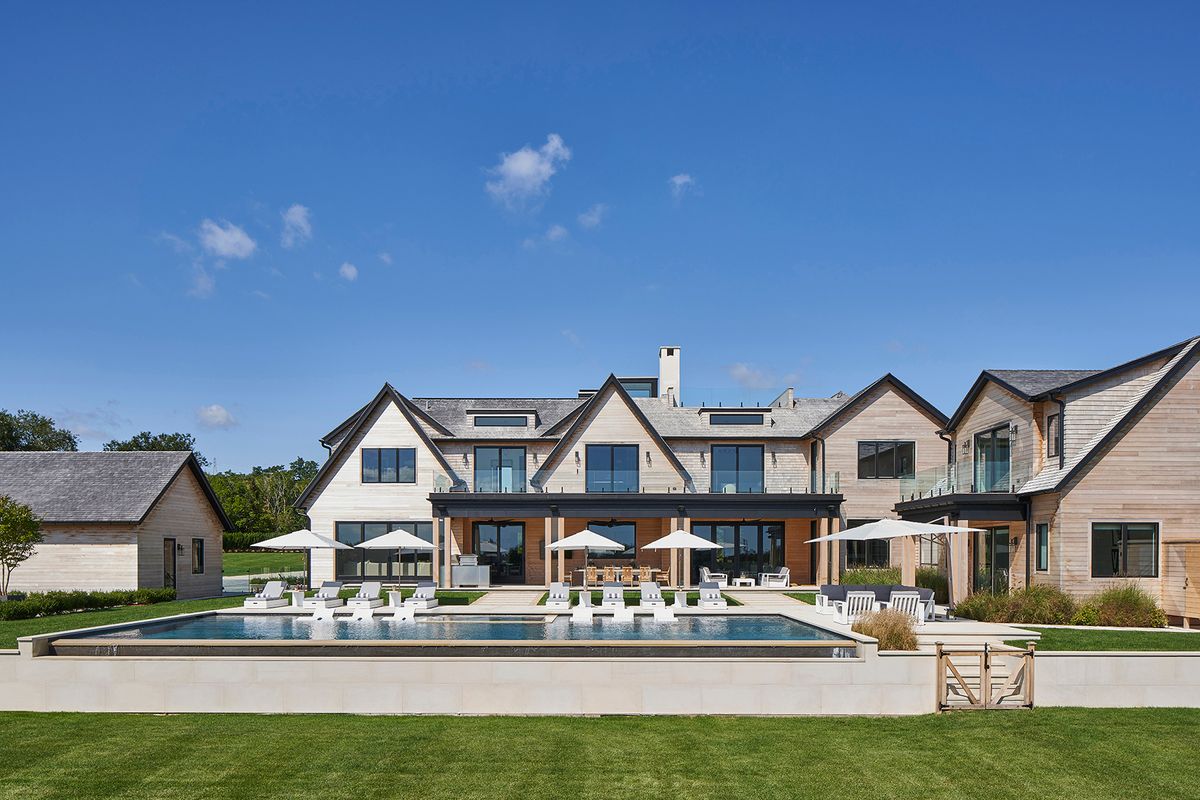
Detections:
[306, 549, 312, 590]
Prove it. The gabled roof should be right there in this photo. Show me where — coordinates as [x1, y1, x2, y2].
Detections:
[805, 373, 948, 437]
[295, 384, 465, 508]
[0, 451, 232, 529]
[409, 397, 584, 440]
[529, 374, 691, 490]
[946, 336, 1198, 431]
[1020, 336, 1200, 495]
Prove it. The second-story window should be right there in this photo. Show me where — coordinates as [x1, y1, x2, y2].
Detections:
[711, 445, 764, 493]
[362, 447, 416, 483]
[585, 444, 639, 492]
[474, 446, 526, 493]
[857, 441, 915, 479]
[1046, 413, 1060, 458]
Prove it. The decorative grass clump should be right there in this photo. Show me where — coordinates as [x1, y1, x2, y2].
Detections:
[1073, 584, 1167, 628]
[916, 567, 948, 604]
[852, 609, 918, 651]
[840, 567, 901, 585]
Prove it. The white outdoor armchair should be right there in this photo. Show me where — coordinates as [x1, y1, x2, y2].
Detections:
[833, 590, 877, 625]
[879, 590, 926, 625]
[699, 566, 728, 587]
[758, 567, 790, 588]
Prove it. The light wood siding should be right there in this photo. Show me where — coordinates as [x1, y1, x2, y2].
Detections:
[821, 383, 947, 522]
[952, 382, 1037, 489]
[670, 440, 810, 493]
[438, 441, 556, 492]
[538, 390, 688, 492]
[135, 467, 225, 599]
[1052, 353, 1200, 603]
[306, 400, 450, 584]
[8, 525, 138, 593]
[1060, 356, 1172, 458]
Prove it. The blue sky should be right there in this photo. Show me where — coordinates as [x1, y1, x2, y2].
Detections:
[2, 2, 1198, 471]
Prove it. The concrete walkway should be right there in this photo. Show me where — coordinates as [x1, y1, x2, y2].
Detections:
[469, 589, 545, 612]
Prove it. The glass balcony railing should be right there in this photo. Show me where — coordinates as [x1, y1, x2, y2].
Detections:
[899, 461, 1033, 501]
[438, 471, 843, 495]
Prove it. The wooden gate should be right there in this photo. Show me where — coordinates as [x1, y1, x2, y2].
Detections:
[1164, 542, 1200, 625]
[936, 642, 1035, 711]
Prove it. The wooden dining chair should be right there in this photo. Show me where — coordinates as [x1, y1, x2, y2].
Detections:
[585, 565, 598, 588]
[603, 565, 617, 583]
[638, 565, 653, 584]
[620, 566, 634, 585]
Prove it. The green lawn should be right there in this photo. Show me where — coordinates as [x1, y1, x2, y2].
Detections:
[784, 591, 816, 604]
[537, 590, 740, 606]
[0, 709, 1197, 799]
[0, 597, 245, 649]
[1006, 626, 1200, 651]
[222, 550, 306, 576]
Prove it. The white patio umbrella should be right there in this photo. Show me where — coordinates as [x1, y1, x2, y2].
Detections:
[252, 529, 353, 588]
[808, 519, 982, 606]
[355, 528, 436, 585]
[641, 529, 720, 589]
[547, 529, 625, 587]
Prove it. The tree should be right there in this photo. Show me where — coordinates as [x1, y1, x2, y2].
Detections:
[0, 496, 43, 600]
[207, 457, 319, 534]
[103, 431, 209, 468]
[0, 409, 79, 451]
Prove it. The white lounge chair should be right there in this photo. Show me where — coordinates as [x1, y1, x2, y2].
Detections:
[612, 606, 635, 622]
[386, 604, 416, 623]
[301, 581, 344, 608]
[601, 582, 625, 609]
[672, 590, 688, 610]
[545, 581, 571, 611]
[311, 605, 336, 621]
[639, 581, 665, 609]
[347, 581, 384, 609]
[653, 606, 676, 623]
[243, 580, 288, 609]
[570, 591, 594, 623]
[699, 566, 728, 588]
[880, 590, 926, 625]
[350, 606, 375, 622]
[698, 582, 727, 610]
[404, 581, 439, 609]
[758, 567, 790, 588]
[833, 590, 878, 625]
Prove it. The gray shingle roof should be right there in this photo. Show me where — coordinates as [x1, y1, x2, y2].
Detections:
[0, 451, 223, 524]
[411, 397, 586, 439]
[985, 369, 1103, 398]
[633, 396, 849, 438]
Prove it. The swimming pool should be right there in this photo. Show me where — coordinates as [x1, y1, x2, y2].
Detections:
[50, 612, 858, 658]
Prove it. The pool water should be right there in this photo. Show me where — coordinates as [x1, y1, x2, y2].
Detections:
[83, 612, 846, 643]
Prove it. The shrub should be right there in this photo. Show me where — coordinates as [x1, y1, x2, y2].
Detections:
[952, 591, 1010, 622]
[916, 567, 948, 604]
[840, 567, 901, 585]
[852, 609, 918, 651]
[223, 531, 282, 551]
[0, 588, 175, 621]
[1070, 604, 1100, 626]
[1003, 585, 1076, 624]
[1078, 584, 1167, 628]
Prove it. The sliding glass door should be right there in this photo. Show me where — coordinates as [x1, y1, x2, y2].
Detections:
[473, 522, 525, 584]
[973, 526, 1010, 593]
[973, 426, 1011, 492]
[691, 522, 784, 581]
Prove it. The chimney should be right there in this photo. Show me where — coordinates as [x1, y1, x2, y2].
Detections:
[659, 346, 681, 406]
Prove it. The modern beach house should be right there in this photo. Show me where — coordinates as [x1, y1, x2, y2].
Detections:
[295, 346, 950, 590]
[895, 335, 1200, 624]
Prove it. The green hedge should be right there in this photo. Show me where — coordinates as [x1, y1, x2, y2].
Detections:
[0, 588, 176, 621]
[223, 531, 284, 551]
[954, 583, 1166, 628]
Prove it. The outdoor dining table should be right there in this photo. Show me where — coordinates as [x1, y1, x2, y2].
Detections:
[573, 567, 664, 587]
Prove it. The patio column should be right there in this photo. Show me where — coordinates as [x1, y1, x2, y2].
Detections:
[816, 517, 829, 586]
[680, 516, 691, 589]
[544, 517, 554, 588]
[444, 517, 454, 588]
[829, 516, 842, 585]
[901, 535, 917, 586]
[949, 519, 970, 604]
[432, 515, 441, 585]
[556, 516, 565, 585]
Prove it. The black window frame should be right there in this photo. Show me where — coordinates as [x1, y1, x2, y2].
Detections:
[334, 520, 434, 581]
[585, 444, 640, 493]
[587, 520, 637, 559]
[1091, 522, 1159, 578]
[473, 446, 527, 493]
[191, 538, 204, 574]
[857, 441, 916, 480]
[1035, 523, 1049, 571]
[618, 379, 657, 398]
[710, 444, 765, 493]
[1046, 414, 1060, 458]
[708, 413, 765, 426]
[361, 447, 417, 484]
[472, 415, 528, 427]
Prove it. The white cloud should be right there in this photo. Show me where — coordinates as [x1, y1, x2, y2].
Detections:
[338, 262, 358, 281]
[251, 289, 271, 300]
[188, 265, 215, 299]
[280, 204, 312, 249]
[668, 173, 696, 200]
[196, 403, 237, 429]
[377, 251, 393, 265]
[561, 329, 581, 347]
[58, 402, 129, 441]
[577, 203, 608, 229]
[485, 133, 571, 208]
[157, 232, 193, 254]
[544, 224, 568, 242]
[198, 219, 257, 259]
[727, 363, 775, 391]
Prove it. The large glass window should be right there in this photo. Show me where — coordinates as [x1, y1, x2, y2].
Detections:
[692, 522, 784, 580]
[857, 441, 915, 479]
[973, 427, 1011, 492]
[711, 445, 764, 493]
[973, 526, 1011, 593]
[1046, 414, 1060, 458]
[619, 380, 656, 398]
[1036, 523, 1049, 571]
[585, 444, 639, 492]
[335, 521, 433, 580]
[844, 520, 889, 568]
[474, 446, 526, 493]
[1091, 523, 1158, 578]
[473, 522, 525, 583]
[361, 448, 416, 483]
[587, 520, 637, 559]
